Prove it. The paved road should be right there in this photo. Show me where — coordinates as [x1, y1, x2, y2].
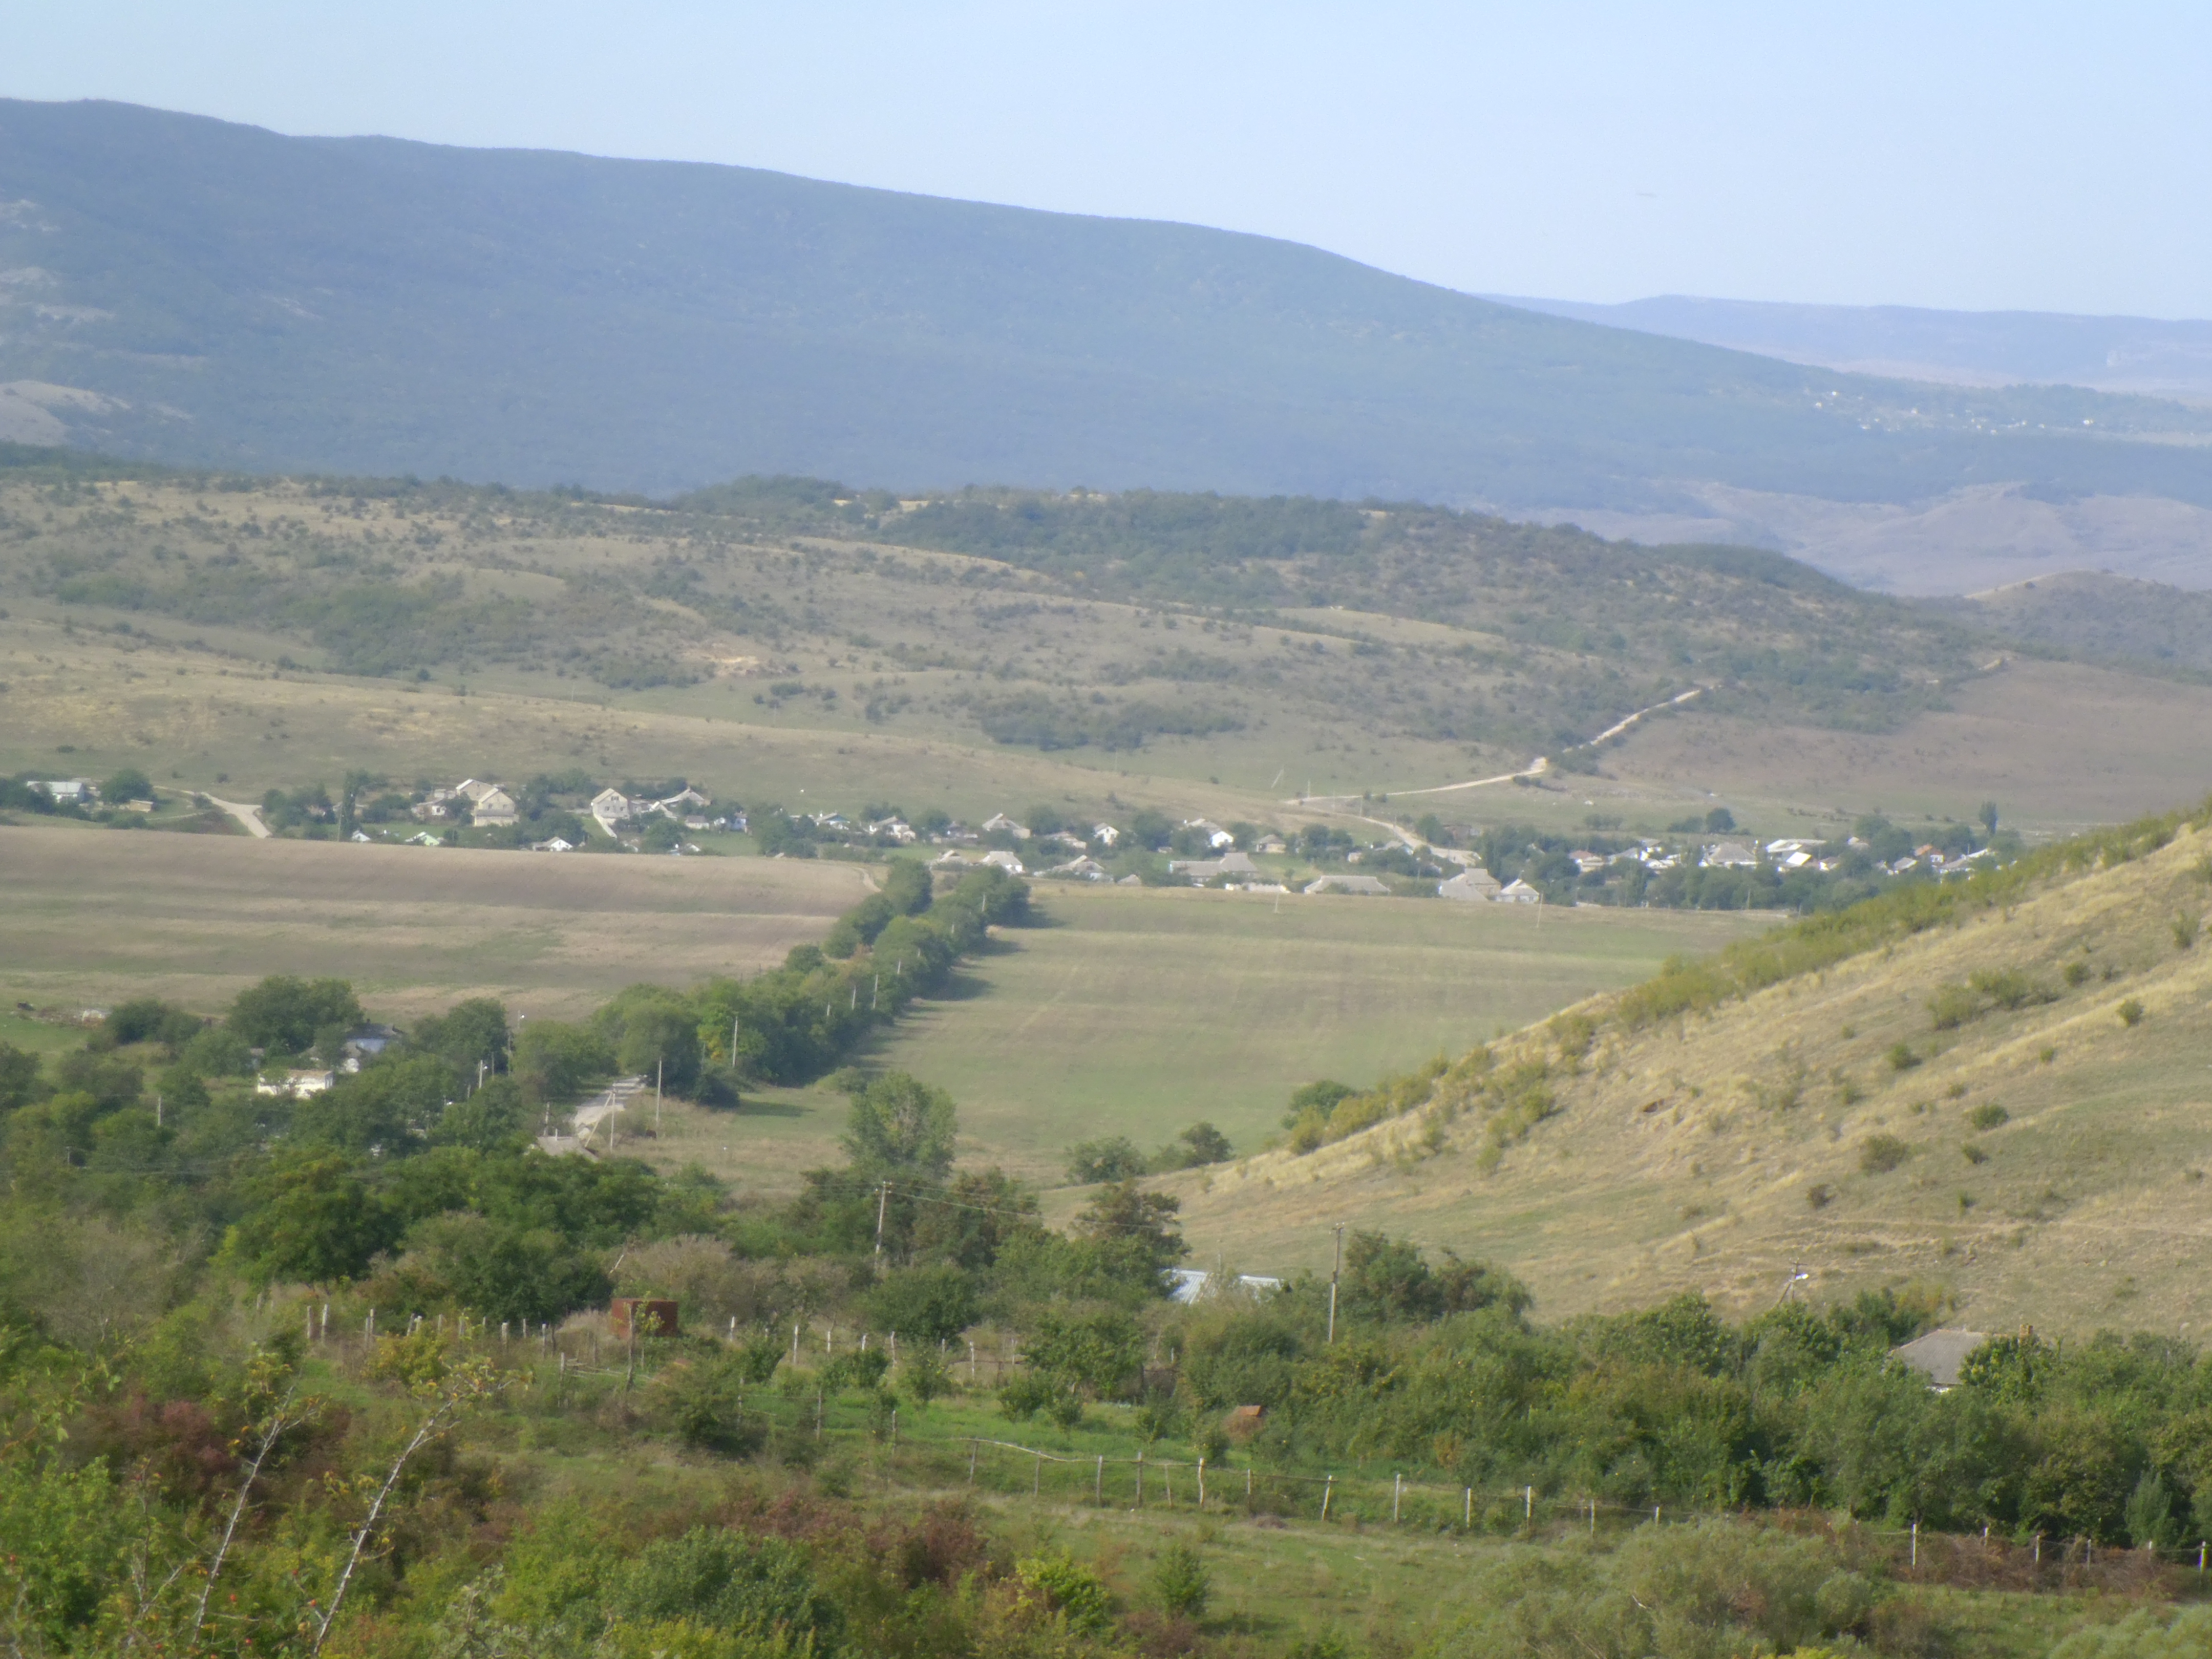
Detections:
[204, 795, 271, 838]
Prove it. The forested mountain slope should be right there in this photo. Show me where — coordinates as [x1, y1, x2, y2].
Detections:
[1168, 801, 2212, 1334]
[3, 99, 2209, 517]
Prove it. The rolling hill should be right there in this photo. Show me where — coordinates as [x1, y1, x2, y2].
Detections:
[5, 452, 2212, 839]
[1162, 799, 2212, 1336]
[3, 97, 2210, 541]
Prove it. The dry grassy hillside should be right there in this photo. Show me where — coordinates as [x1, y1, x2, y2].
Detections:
[1167, 800, 2212, 1335]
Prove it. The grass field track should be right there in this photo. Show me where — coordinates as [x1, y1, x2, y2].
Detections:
[0, 823, 865, 1017]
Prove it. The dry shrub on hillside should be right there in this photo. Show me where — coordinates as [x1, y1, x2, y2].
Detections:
[1860, 1135, 1911, 1175]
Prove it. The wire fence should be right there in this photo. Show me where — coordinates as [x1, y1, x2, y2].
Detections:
[279, 1301, 2212, 1600]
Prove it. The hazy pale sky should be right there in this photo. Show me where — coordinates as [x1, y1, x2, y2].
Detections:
[10, 1, 2209, 319]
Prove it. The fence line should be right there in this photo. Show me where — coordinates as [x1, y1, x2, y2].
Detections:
[287, 1305, 2212, 1583]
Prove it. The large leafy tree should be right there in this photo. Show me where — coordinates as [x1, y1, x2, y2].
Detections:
[227, 975, 365, 1054]
[841, 1072, 958, 1181]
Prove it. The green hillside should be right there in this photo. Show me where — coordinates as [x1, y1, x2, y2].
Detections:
[3, 99, 2209, 511]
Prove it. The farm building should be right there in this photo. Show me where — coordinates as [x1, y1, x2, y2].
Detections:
[1304, 873, 1390, 896]
[1438, 868, 1502, 902]
[471, 787, 519, 827]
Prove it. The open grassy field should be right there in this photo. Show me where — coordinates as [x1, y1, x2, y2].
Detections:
[618, 884, 1769, 1192]
[1166, 811, 2212, 1335]
[0, 822, 866, 1019]
[1601, 655, 2212, 834]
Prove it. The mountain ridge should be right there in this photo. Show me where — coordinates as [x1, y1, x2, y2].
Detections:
[4, 98, 2210, 528]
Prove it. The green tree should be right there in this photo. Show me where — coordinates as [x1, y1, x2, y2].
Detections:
[864, 1263, 977, 1344]
[614, 1002, 701, 1092]
[513, 1020, 615, 1104]
[842, 1072, 958, 1180]
[1067, 1134, 1147, 1184]
[229, 1156, 401, 1283]
[227, 975, 365, 1053]
[1154, 1541, 1210, 1619]
[100, 767, 153, 803]
[411, 997, 511, 1074]
[0, 1043, 41, 1112]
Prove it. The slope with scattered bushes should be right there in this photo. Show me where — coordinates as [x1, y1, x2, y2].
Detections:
[1173, 796, 2212, 1331]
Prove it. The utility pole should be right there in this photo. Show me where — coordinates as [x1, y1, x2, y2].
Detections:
[874, 1181, 889, 1267]
[655, 1057, 663, 1134]
[1327, 1224, 1345, 1345]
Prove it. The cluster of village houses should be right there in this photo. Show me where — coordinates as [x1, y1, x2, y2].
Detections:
[396, 779, 727, 852]
[921, 816, 2001, 901]
[36, 767, 1992, 889]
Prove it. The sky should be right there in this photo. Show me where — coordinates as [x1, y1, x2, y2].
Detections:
[9, 1, 2210, 320]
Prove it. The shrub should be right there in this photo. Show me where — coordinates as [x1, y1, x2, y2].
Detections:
[1066, 1135, 1147, 1185]
[1962, 1143, 1988, 1165]
[1805, 1184, 1833, 1210]
[864, 1265, 977, 1346]
[648, 1354, 765, 1456]
[2118, 997, 2146, 1027]
[1927, 985, 1981, 1030]
[1886, 1042, 1921, 1071]
[1968, 967, 2056, 1010]
[2175, 913, 2201, 951]
[1154, 1541, 1210, 1619]
[2064, 960, 2091, 987]
[899, 1345, 950, 1408]
[607, 1529, 841, 1649]
[1014, 1551, 1112, 1635]
[1860, 1135, 1910, 1174]
[1967, 1102, 2009, 1131]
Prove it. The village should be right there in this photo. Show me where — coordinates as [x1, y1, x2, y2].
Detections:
[9, 761, 2009, 913]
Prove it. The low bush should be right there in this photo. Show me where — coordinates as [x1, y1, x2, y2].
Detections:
[1860, 1135, 1911, 1174]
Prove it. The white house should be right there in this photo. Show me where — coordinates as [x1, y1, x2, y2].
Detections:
[471, 786, 519, 827]
[1699, 840, 1760, 869]
[1169, 852, 1259, 883]
[1438, 868, 1502, 902]
[1304, 873, 1390, 896]
[654, 787, 711, 816]
[531, 836, 576, 853]
[39, 779, 94, 803]
[590, 787, 634, 823]
[981, 849, 1026, 875]
[256, 1068, 335, 1098]
[1890, 1329, 1988, 1392]
[1090, 823, 1121, 847]
[1497, 878, 1542, 904]
[1183, 818, 1236, 849]
[981, 813, 1031, 840]
[1167, 1268, 1284, 1305]
[455, 778, 499, 804]
[1044, 856, 1111, 882]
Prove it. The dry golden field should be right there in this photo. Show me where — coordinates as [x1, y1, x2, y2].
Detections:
[0, 822, 867, 1018]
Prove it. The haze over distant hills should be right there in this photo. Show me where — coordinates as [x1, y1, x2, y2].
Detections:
[2, 98, 2210, 592]
[1498, 294, 2212, 406]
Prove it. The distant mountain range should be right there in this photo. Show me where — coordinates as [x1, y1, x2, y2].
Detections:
[1497, 294, 2212, 406]
[1, 98, 2208, 593]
